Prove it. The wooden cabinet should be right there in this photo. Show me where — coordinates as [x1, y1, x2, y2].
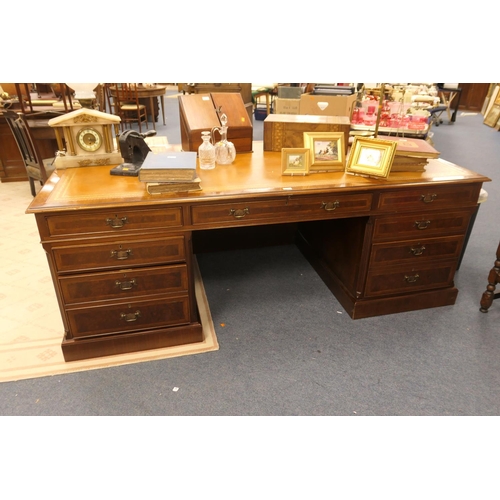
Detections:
[27, 147, 490, 361]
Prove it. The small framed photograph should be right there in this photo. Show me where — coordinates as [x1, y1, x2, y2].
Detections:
[281, 148, 310, 176]
[303, 132, 345, 172]
[346, 137, 397, 178]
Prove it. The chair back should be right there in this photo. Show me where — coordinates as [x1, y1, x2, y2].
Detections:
[114, 83, 140, 105]
[2, 110, 51, 183]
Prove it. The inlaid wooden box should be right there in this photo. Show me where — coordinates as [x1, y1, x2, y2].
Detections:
[263, 114, 350, 152]
[179, 93, 253, 153]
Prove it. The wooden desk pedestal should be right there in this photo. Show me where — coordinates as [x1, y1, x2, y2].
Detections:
[27, 145, 489, 361]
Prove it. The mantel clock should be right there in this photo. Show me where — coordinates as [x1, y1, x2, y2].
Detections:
[48, 108, 123, 168]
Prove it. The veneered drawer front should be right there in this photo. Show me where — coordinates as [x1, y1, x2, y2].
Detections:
[52, 235, 186, 273]
[191, 193, 372, 227]
[372, 210, 472, 242]
[377, 184, 480, 212]
[66, 295, 191, 338]
[364, 261, 456, 297]
[369, 235, 464, 267]
[45, 207, 183, 238]
[59, 264, 189, 305]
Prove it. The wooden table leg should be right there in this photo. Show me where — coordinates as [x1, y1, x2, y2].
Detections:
[160, 96, 166, 125]
[149, 96, 156, 131]
[479, 240, 500, 312]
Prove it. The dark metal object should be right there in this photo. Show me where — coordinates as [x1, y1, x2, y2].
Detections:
[110, 129, 156, 176]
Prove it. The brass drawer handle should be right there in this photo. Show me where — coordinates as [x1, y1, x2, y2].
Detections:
[121, 310, 141, 322]
[410, 245, 426, 256]
[229, 208, 250, 219]
[421, 193, 437, 204]
[415, 220, 431, 230]
[115, 278, 137, 290]
[321, 201, 340, 211]
[110, 247, 132, 260]
[106, 216, 128, 228]
[404, 274, 420, 283]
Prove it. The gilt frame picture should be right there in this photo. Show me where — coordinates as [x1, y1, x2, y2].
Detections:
[346, 137, 397, 178]
[281, 148, 310, 176]
[303, 132, 345, 172]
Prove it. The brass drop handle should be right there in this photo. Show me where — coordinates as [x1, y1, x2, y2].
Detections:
[106, 216, 128, 228]
[410, 245, 426, 256]
[229, 208, 250, 219]
[404, 274, 420, 283]
[415, 220, 431, 230]
[121, 310, 141, 322]
[321, 201, 340, 211]
[110, 247, 132, 260]
[115, 278, 137, 290]
[421, 193, 437, 204]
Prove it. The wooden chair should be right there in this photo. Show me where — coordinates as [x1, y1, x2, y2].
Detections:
[480, 240, 500, 313]
[111, 83, 148, 132]
[3, 110, 56, 196]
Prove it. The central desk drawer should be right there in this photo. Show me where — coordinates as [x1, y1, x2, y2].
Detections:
[59, 264, 189, 305]
[52, 235, 186, 273]
[372, 210, 472, 242]
[66, 295, 191, 338]
[191, 193, 372, 227]
[44, 207, 183, 238]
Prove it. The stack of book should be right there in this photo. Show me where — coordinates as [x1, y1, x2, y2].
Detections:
[138, 151, 201, 194]
[379, 136, 440, 171]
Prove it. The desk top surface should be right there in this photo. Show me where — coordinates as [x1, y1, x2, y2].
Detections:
[27, 142, 490, 214]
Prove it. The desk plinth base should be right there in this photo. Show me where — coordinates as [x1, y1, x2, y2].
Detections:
[61, 322, 203, 362]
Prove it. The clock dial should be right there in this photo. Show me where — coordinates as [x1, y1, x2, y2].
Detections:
[77, 128, 102, 152]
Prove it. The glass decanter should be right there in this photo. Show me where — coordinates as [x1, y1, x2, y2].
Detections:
[212, 113, 236, 165]
[198, 131, 215, 170]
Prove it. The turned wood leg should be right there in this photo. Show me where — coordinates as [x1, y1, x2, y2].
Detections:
[479, 241, 500, 312]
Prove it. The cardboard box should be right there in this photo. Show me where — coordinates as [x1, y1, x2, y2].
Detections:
[274, 98, 300, 115]
[263, 114, 350, 153]
[300, 93, 357, 118]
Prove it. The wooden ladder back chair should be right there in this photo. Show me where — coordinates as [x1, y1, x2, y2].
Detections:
[112, 83, 148, 132]
[3, 110, 56, 196]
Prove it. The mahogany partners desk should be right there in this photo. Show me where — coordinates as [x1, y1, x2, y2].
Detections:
[27, 144, 490, 361]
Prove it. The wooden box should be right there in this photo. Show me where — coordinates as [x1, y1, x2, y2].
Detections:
[263, 114, 350, 152]
[179, 93, 253, 153]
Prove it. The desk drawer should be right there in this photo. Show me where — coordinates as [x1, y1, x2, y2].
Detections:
[66, 295, 191, 338]
[52, 235, 186, 273]
[377, 184, 480, 212]
[372, 210, 472, 242]
[191, 193, 372, 227]
[44, 207, 183, 238]
[364, 261, 456, 297]
[369, 235, 464, 267]
[59, 264, 189, 305]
